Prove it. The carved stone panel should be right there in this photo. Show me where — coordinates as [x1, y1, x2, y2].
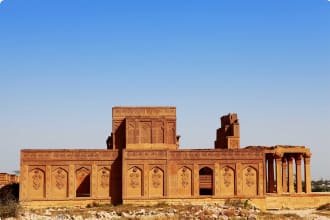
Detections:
[149, 167, 164, 197]
[177, 167, 192, 196]
[140, 122, 152, 144]
[152, 121, 164, 144]
[97, 167, 110, 197]
[28, 168, 45, 199]
[242, 166, 257, 196]
[127, 122, 135, 144]
[51, 167, 68, 198]
[220, 166, 235, 196]
[167, 122, 176, 144]
[127, 166, 142, 197]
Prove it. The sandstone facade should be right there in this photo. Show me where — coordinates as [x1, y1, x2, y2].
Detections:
[0, 173, 19, 188]
[19, 107, 329, 209]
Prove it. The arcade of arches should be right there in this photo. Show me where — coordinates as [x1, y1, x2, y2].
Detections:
[20, 107, 329, 209]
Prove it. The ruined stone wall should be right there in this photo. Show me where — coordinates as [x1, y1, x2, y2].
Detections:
[0, 173, 19, 187]
[20, 150, 122, 204]
[122, 148, 265, 203]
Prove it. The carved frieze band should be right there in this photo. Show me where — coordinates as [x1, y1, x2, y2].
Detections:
[113, 107, 176, 118]
[21, 150, 119, 161]
[125, 150, 263, 160]
[168, 150, 263, 160]
[126, 151, 167, 159]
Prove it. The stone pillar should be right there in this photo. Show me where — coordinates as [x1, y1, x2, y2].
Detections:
[236, 162, 242, 195]
[19, 165, 29, 201]
[267, 157, 274, 193]
[144, 163, 149, 197]
[295, 154, 302, 193]
[69, 164, 75, 199]
[288, 156, 294, 193]
[275, 156, 282, 193]
[46, 165, 51, 198]
[193, 163, 199, 196]
[91, 164, 97, 198]
[304, 155, 311, 193]
[214, 163, 220, 196]
[282, 158, 287, 192]
[258, 162, 264, 195]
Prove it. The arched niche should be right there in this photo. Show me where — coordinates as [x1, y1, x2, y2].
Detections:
[199, 166, 213, 196]
[28, 168, 45, 199]
[76, 167, 91, 197]
[127, 166, 142, 197]
[242, 166, 257, 196]
[220, 166, 235, 196]
[97, 167, 110, 197]
[51, 167, 68, 198]
[149, 166, 164, 197]
[177, 166, 192, 196]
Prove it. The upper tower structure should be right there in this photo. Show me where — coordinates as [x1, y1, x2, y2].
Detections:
[214, 113, 240, 149]
[106, 106, 179, 150]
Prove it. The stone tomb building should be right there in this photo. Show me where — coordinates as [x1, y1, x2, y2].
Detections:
[0, 173, 19, 188]
[20, 107, 329, 209]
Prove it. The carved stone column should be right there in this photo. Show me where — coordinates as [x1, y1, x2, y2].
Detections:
[267, 157, 274, 193]
[275, 154, 282, 194]
[282, 158, 287, 193]
[304, 154, 311, 193]
[288, 156, 294, 193]
[295, 154, 303, 193]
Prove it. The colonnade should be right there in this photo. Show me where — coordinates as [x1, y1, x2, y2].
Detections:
[266, 153, 311, 194]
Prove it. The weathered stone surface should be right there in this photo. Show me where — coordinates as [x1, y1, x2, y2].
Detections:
[19, 106, 320, 209]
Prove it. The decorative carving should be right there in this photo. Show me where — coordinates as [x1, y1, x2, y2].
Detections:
[153, 121, 164, 144]
[141, 122, 151, 143]
[129, 167, 140, 188]
[223, 167, 232, 187]
[55, 169, 66, 190]
[167, 122, 176, 144]
[127, 122, 135, 144]
[245, 167, 255, 187]
[100, 169, 109, 188]
[152, 168, 162, 188]
[113, 107, 176, 118]
[32, 169, 42, 190]
[181, 167, 189, 188]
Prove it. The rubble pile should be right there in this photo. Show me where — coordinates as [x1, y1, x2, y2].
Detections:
[16, 203, 260, 220]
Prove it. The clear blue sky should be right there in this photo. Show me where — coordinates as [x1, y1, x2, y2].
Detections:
[0, 0, 329, 179]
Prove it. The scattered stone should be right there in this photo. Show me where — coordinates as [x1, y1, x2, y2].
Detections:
[247, 213, 257, 220]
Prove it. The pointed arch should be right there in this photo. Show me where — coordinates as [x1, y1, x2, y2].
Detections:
[97, 167, 110, 197]
[177, 166, 192, 196]
[149, 166, 164, 197]
[28, 168, 45, 199]
[220, 166, 235, 196]
[199, 166, 213, 195]
[127, 166, 142, 197]
[242, 166, 257, 196]
[51, 167, 68, 198]
[76, 167, 91, 197]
